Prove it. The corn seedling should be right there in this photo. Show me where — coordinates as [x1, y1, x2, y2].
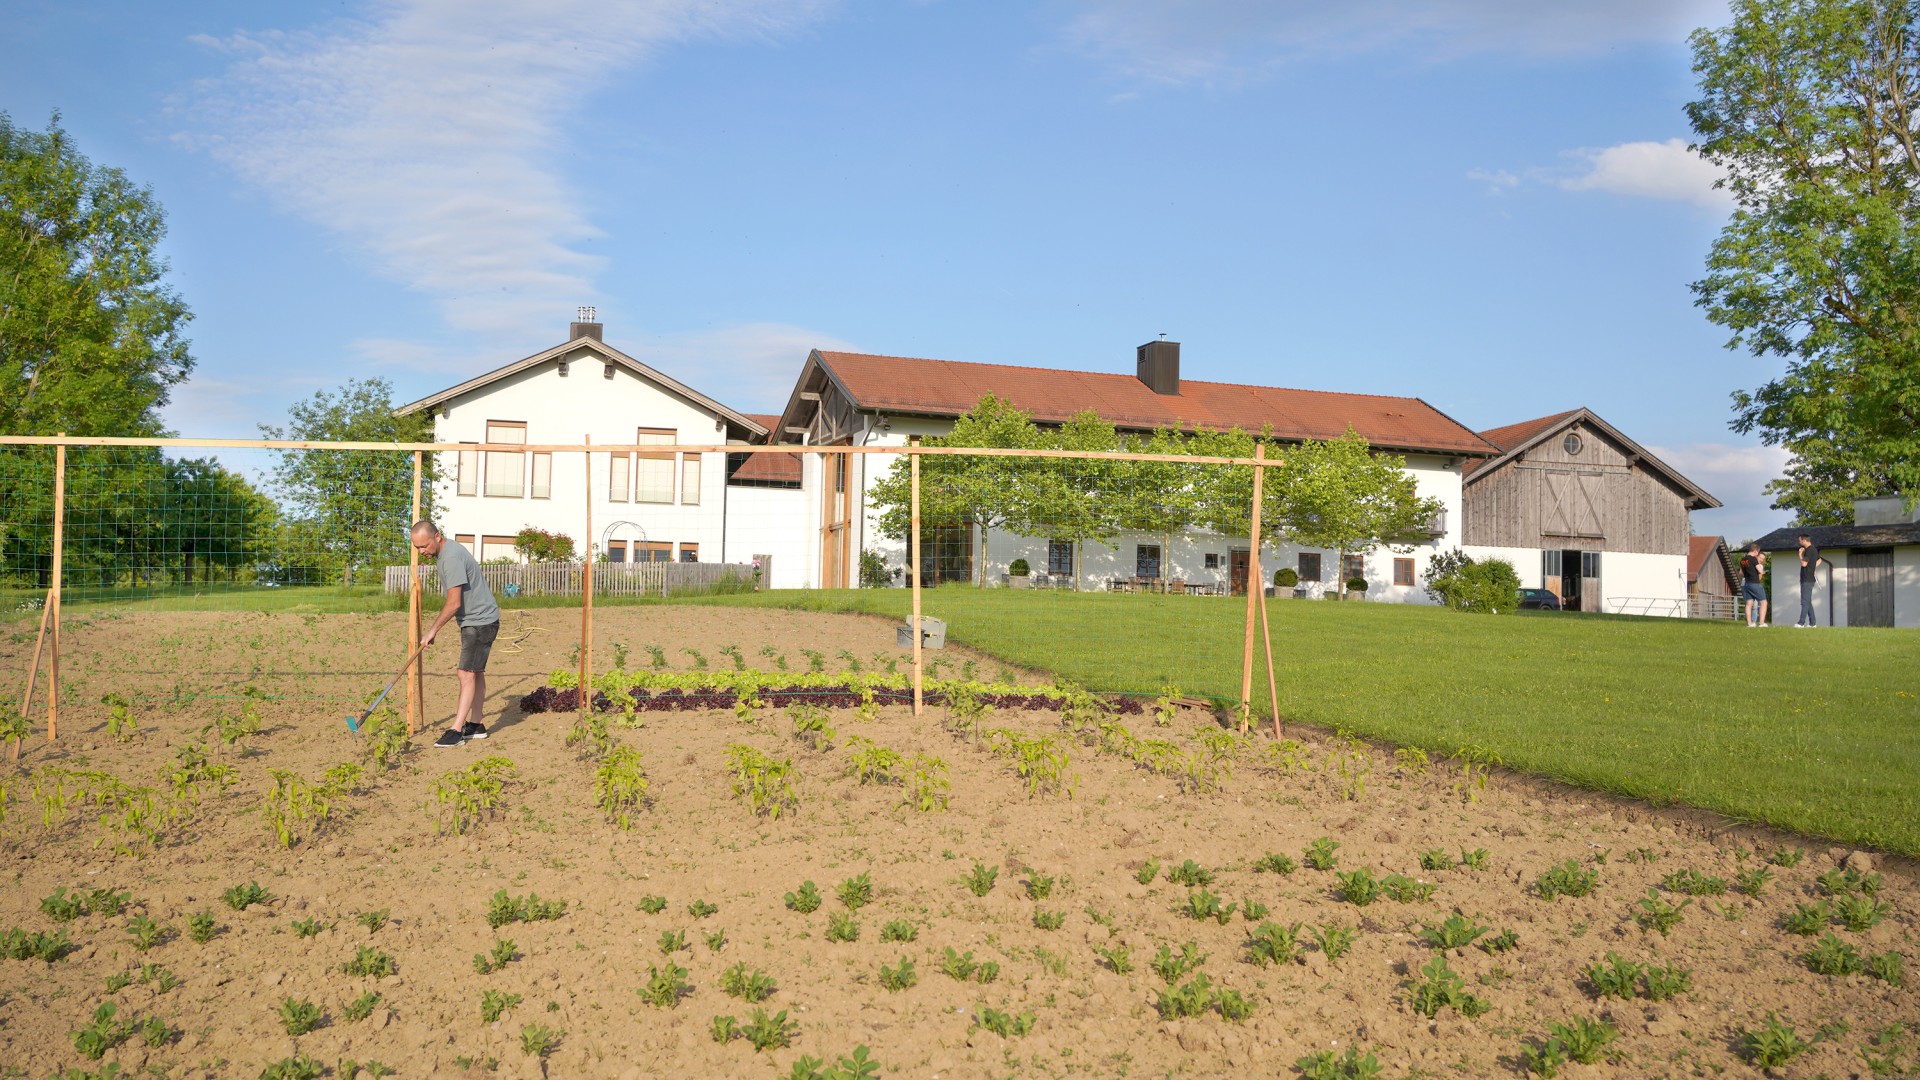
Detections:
[277, 996, 324, 1036]
[520, 1023, 562, 1058]
[480, 989, 522, 1024]
[1782, 900, 1829, 935]
[879, 957, 916, 991]
[638, 894, 669, 915]
[688, 898, 720, 919]
[1534, 860, 1598, 901]
[963, 861, 998, 896]
[1419, 912, 1489, 952]
[742, 1007, 797, 1052]
[1094, 944, 1132, 974]
[1151, 940, 1207, 983]
[725, 744, 801, 819]
[1303, 837, 1340, 871]
[1246, 921, 1303, 967]
[1409, 955, 1489, 1018]
[428, 755, 516, 835]
[1807, 932, 1864, 976]
[721, 962, 777, 1002]
[836, 872, 873, 910]
[1252, 852, 1295, 875]
[1635, 889, 1691, 935]
[1336, 868, 1381, 906]
[974, 1005, 1037, 1037]
[1134, 858, 1162, 885]
[343, 946, 396, 978]
[784, 881, 822, 913]
[880, 919, 917, 943]
[1296, 1047, 1384, 1080]
[1740, 1014, 1811, 1069]
[903, 754, 949, 812]
[825, 911, 860, 942]
[473, 939, 518, 974]
[1313, 924, 1358, 962]
[640, 962, 692, 1008]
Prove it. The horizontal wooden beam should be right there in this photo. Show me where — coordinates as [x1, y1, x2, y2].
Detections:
[799, 391, 821, 402]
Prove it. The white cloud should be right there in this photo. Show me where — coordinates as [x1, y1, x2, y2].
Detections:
[1558, 138, 1730, 209]
[1061, 0, 1727, 84]
[178, 0, 831, 342]
[1648, 441, 1791, 545]
[624, 322, 857, 414]
[1466, 167, 1520, 196]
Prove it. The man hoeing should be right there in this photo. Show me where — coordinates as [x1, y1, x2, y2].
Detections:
[410, 521, 500, 747]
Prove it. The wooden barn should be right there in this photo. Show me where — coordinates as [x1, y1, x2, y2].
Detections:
[1687, 535, 1738, 619]
[1460, 408, 1720, 615]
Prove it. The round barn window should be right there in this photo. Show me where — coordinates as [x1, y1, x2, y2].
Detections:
[1563, 433, 1584, 456]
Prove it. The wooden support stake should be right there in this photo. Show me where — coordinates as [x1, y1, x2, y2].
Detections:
[13, 597, 51, 760]
[910, 440, 923, 717]
[48, 439, 66, 742]
[1238, 444, 1265, 730]
[406, 450, 424, 735]
[579, 439, 593, 711]
[1258, 584, 1281, 738]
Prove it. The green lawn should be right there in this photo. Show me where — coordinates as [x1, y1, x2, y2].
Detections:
[695, 588, 1920, 856]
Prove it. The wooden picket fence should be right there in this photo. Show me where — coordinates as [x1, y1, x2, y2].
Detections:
[385, 559, 757, 598]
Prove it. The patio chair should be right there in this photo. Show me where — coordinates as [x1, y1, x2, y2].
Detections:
[1167, 577, 1185, 594]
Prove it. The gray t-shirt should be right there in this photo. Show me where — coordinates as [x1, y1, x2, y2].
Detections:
[437, 540, 500, 627]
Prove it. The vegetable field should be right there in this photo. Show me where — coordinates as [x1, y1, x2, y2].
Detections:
[0, 604, 1912, 1079]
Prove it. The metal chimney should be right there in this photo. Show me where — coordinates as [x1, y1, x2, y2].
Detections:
[1136, 338, 1180, 395]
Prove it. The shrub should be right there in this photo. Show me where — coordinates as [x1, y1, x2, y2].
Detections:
[1275, 567, 1299, 588]
[1426, 550, 1521, 613]
[1008, 558, 1030, 576]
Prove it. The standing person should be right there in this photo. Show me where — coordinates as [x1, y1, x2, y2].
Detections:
[1795, 533, 1825, 628]
[1739, 542, 1768, 627]
[410, 521, 501, 746]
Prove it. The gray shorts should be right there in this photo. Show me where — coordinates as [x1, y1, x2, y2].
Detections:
[458, 621, 500, 672]
[1740, 582, 1767, 601]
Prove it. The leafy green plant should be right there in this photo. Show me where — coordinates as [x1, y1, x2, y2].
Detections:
[276, 996, 324, 1036]
[291, 917, 326, 939]
[1782, 900, 1829, 936]
[1032, 909, 1066, 930]
[640, 962, 692, 1008]
[187, 911, 218, 943]
[593, 745, 650, 828]
[974, 1004, 1038, 1036]
[1547, 1017, 1617, 1064]
[486, 889, 566, 928]
[71, 1002, 135, 1060]
[259, 1055, 326, 1080]
[480, 989, 523, 1024]
[1303, 837, 1340, 871]
[125, 914, 169, 952]
[473, 938, 518, 974]
[1661, 868, 1727, 896]
[1252, 852, 1295, 875]
[0, 927, 72, 962]
[637, 894, 668, 915]
[879, 957, 916, 992]
[1179, 887, 1235, 923]
[1335, 868, 1381, 906]
[223, 881, 272, 911]
[939, 947, 980, 981]
[1807, 932, 1865, 976]
[1151, 941, 1207, 984]
[1094, 944, 1132, 974]
[1585, 953, 1645, 999]
[1418, 849, 1454, 871]
[1534, 860, 1598, 901]
[1313, 924, 1358, 962]
[658, 929, 688, 954]
[1409, 955, 1489, 1018]
[138, 1015, 172, 1049]
[357, 908, 390, 933]
[784, 881, 822, 913]
[836, 873, 873, 910]
[688, 898, 720, 919]
[1246, 921, 1302, 967]
[359, 710, 412, 772]
[711, 1014, 741, 1044]
[705, 928, 728, 951]
[1643, 962, 1693, 1001]
[41, 886, 89, 921]
[1740, 1014, 1811, 1069]
[1767, 848, 1803, 867]
[343, 946, 396, 978]
[1817, 866, 1882, 897]
[1241, 898, 1270, 921]
[788, 704, 837, 751]
[1154, 974, 1215, 1020]
[1735, 865, 1773, 897]
[1459, 847, 1491, 870]
[428, 755, 516, 834]
[520, 1023, 562, 1058]
[343, 992, 382, 1022]
[1296, 1047, 1384, 1080]
[105, 971, 132, 993]
[1023, 871, 1056, 900]
[725, 743, 801, 818]
[1866, 951, 1905, 987]
[903, 753, 950, 812]
[785, 1046, 883, 1080]
[742, 1007, 797, 1052]
[1419, 911, 1489, 952]
[1380, 874, 1435, 903]
[1216, 986, 1255, 1022]
[845, 736, 904, 784]
[1476, 928, 1519, 955]
[825, 911, 860, 943]
[1134, 858, 1162, 885]
[963, 861, 999, 896]
[880, 919, 917, 943]
[1835, 893, 1889, 932]
[1635, 889, 1691, 935]
[1166, 859, 1215, 886]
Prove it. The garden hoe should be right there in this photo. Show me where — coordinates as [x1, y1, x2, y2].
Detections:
[347, 641, 429, 732]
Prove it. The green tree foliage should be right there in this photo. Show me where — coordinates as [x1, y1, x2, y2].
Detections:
[258, 378, 433, 587]
[0, 112, 193, 437]
[1265, 429, 1441, 599]
[1688, 0, 1920, 520]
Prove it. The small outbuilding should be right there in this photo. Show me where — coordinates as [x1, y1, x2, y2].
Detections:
[1754, 497, 1920, 628]
[1686, 535, 1738, 620]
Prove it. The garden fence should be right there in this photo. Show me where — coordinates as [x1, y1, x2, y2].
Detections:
[0, 434, 1286, 747]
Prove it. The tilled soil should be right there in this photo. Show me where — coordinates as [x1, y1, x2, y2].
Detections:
[0, 606, 1912, 1079]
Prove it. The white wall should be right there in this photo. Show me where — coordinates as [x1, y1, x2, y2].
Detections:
[1465, 546, 1688, 617]
[428, 357, 732, 565]
[1899, 547, 1920, 629]
[1765, 546, 1920, 627]
[722, 483, 813, 589]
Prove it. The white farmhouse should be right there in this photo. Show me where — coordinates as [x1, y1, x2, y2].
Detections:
[762, 340, 1500, 601]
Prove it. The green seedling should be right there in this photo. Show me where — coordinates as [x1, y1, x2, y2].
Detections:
[1419, 911, 1489, 952]
[71, 1002, 134, 1060]
[1033, 909, 1066, 930]
[658, 929, 688, 954]
[520, 1023, 562, 1058]
[1635, 889, 1691, 935]
[974, 1005, 1037, 1037]
[1782, 901, 1829, 936]
[1817, 867, 1882, 897]
[1180, 887, 1234, 923]
[186, 911, 219, 944]
[1409, 955, 1489, 1018]
[343, 992, 382, 1022]
[260, 1055, 326, 1080]
[223, 881, 272, 911]
[1418, 849, 1454, 871]
[638, 894, 669, 914]
[1835, 893, 1889, 932]
[1242, 899, 1270, 922]
[1095, 944, 1132, 974]
[1661, 868, 1726, 896]
[1766, 848, 1802, 867]
[125, 914, 168, 952]
[277, 996, 324, 1036]
[1535, 860, 1598, 900]
[1303, 837, 1340, 871]
[640, 962, 692, 1008]
[357, 908, 390, 933]
[41, 887, 89, 922]
[711, 1014, 741, 1044]
[1335, 868, 1381, 906]
[1381, 874, 1436, 903]
[1740, 1014, 1811, 1069]
[1216, 986, 1255, 1022]
[138, 1015, 172, 1049]
[721, 962, 776, 1003]
[724, 743, 800, 818]
[1134, 858, 1162, 885]
[742, 1007, 797, 1052]
[1643, 963, 1693, 1001]
[784, 881, 822, 913]
[825, 911, 859, 943]
[1866, 951, 1906, 987]
[1296, 1047, 1384, 1080]
[486, 890, 566, 928]
[1166, 859, 1215, 886]
[1585, 953, 1645, 999]
[1459, 848, 1491, 870]
[939, 947, 980, 981]
[1547, 1018, 1616, 1065]
[344, 946, 396, 978]
[963, 862, 998, 896]
[1151, 940, 1207, 984]
[1154, 974, 1215, 1020]
[705, 929, 728, 951]
[473, 939, 518, 974]
[880, 919, 917, 943]
[688, 899, 719, 919]
[429, 755, 517, 834]
[1246, 921, 1303, 967]
[105, 971, 132, 993]
[1807, 932, 1864, 976]
[879, 957, 916, 992]
[836, 873, 873, 910]
[903, 753, 950, 812]
[1024, 871, 1056, 900]
[480, 989, 523, 1024]
[1252, 852, 1295, 875]
[1735, 865, 1773, 897]
[291, 917, 326, 939]
[1313, 924, 1358, 962]
[594, 745, 650, 829]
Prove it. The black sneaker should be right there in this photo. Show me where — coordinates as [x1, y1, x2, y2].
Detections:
[461, 722, 489, 740]
[434, 728, 466, 748]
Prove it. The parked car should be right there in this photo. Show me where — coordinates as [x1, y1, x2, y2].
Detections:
[1518, 588, 1562, 611]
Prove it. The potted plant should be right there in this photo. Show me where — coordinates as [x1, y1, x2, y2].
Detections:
[1008, 557, 1031, 588]
[1273, 567, 1298, 598]
[1346, 575, 1369, 600]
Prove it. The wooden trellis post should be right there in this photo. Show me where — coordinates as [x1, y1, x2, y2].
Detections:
[910, 440, 923, 717]
[579, 439, 593, 709]
[1239, 444, 1265, 729]
[47, 439, 66, 742]
[407, 450, 424, 734]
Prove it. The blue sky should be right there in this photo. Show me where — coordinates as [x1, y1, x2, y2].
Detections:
[4, 0, 1791, 541]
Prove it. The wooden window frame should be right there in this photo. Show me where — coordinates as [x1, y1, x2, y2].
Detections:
[1136, 543, 1162, 580]
[606, 540, 627, 563]
[608, 453, 630, 503]
[530, 451, 552, 500]
[1297, 552, 1322, 583]
[678, 542, 699, 563]
[1341, 554, 1365, 583]
[1393, 558, 1415, 587]
[635, 541, 672, 563]
[483, 421, 526, 498]
[635, 428, 675, 504]
[480, 534, 519, 563]
[681, 452, 701, 506]
[456, 443, 478, 497]
[1047, 540, 1073, 576]
[455, 533, 477, 558]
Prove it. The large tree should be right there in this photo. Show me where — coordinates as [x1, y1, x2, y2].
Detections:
[259, 378, 434, 587]
[1264, 429, 1441, 599]
[0, 112, 194, 436]
[1688, 0, 1920, 521]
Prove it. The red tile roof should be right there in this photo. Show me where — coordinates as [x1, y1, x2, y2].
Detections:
[730, 415, 802, 483]
[811, 352, 1496, 456]
[1461, 409, 1582, 477]
[1689, 535, 1728, 585]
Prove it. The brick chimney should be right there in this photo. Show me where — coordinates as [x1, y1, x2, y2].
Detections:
[1136, 338, 1179, 395]
[569, 305, 602, 342]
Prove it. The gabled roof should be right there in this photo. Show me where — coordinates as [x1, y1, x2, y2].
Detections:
[393, 335, 769, 438]
[1755, 522, 1920, 551]
[727, 415, 802, 484]
[1688, 535, 1735, 589]
[1461, 407, 1721, 510]
[780, 350, 1499, 457]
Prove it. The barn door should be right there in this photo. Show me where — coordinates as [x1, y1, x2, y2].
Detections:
[1540, 469, 1606, 538]
[1580, 551, 1602, 613]
[1543, 549, 1562, 600]
[1847, 549, 1894, 627]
